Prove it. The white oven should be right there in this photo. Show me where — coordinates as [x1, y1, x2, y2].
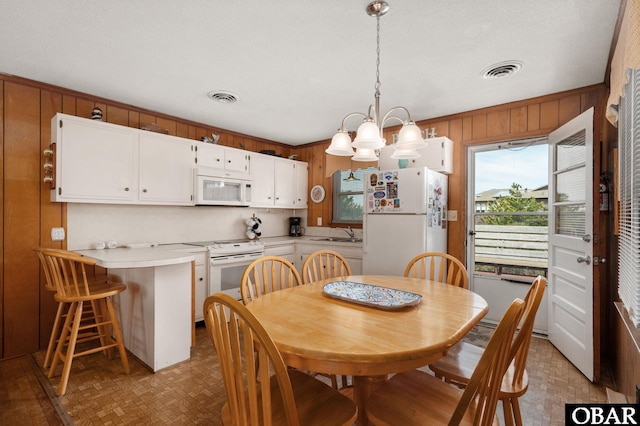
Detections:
[185, 240, 265, 301]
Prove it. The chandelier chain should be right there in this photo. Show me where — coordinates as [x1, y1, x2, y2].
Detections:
[375, 15, 381, 93]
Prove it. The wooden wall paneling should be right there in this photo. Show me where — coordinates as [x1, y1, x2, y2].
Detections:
[77, 98, 98, 120]
[3, 82, 41, 357]
[431, 120, 450, 138]
[614, 303, 640, 402]
[187, 124, 197, 140]
[462, 116, 473, 141]
[449, 118, 463, 143]
[139, 113, 157, 129]
[0, 80, 4, 355]
[510, 106, 528, 134]
[539, 100, 559, 129]
[194, 126, 208, 142]
[527, 104, 541, 131]
[471, 113, 487, 140]
[156, 117, 177, 136]
[558, 95, 581, 126]
[39, 89, 64, 350]
[176, 121, 189, 138]
[582, 90, 601, 112]
[129, 111, 140, 129]
[486, 110, 510, 138]
[106, 105, 130, 127]
[62, 94, 76, 115]
[242, 138, 257, 153]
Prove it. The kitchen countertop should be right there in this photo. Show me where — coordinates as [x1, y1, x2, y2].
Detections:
[76, 247, 197, 269]
[259, 235, 363, 247]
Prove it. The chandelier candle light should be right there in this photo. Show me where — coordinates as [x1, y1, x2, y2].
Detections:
[325, 1, 427, 161]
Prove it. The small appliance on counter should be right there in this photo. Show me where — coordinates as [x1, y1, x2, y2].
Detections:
[289, 217, 304, 236]
[246, 214, 262, 240]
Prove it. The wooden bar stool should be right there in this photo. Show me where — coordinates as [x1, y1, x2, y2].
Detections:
[35, 248, 102, 370]
[40, 248, 130, 395]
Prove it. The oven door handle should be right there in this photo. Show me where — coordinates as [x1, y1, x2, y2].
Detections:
[210, 252, 264, 266]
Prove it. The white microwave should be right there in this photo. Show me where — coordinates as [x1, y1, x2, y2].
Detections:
[194, 166, 252, 206]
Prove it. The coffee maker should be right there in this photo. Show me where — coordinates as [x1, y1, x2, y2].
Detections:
[289, 217, 303, 237]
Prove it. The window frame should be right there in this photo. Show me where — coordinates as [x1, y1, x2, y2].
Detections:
[331, 168, 376, 225]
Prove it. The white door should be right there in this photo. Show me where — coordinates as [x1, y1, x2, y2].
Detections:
[547, 108, 594, 381]
[466, 140, 549, 335]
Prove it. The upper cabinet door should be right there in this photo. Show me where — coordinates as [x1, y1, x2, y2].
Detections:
[223, 147, 250, 173]
[196, 143, 249, 173]
[249, 153, 275, 207]
[53, 114, 137, 203]
[274, 158, 296, 207]
[139, 132, 195, 205]
[196, 143, 225, 168]
[294, 162, 308, 208]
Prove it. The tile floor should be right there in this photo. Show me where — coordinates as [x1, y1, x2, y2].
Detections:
[1, 324, 612, 425]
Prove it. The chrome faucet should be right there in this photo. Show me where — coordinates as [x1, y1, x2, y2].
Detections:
[342, 226, 356, 240]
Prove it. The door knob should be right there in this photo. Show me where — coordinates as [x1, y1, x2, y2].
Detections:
[576, 256, 591, 265]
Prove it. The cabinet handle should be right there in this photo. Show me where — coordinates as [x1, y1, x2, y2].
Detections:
[143, 189, 148, 193]
[124, 187, 130, 192]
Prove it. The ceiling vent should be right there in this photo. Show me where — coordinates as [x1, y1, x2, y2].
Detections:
[207, 90, 239, 104]
[482, 61, 523, 79]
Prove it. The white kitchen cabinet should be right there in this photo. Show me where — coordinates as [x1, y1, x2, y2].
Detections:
[249, 154, 308, 209]
[274, 158, 296, 208]
[51, 113, 196, 205]
[378, 136, 453, 174]
[139, 132, 195, 205]
[265, 243, 297, 269]
[196, 143, 249, 173]
[249, 153, 275, 207]
[297, 242, 363, 277]
[51, 114, 137, 203]
[295, 161, 308, 208]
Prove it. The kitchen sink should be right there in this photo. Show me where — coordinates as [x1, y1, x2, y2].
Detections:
[311, 237, 363, 243]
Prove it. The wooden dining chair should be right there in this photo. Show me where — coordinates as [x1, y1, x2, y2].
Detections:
[300, 250, 352, 390]
[240, 255, 302, 304]
[203, 293, 357, 426]
[429, 275, 547, 426]
[240, 255, 345, 389]
[301, 249, 352, 284]
[366, 298, 525, 426]
[404, 252, 469, 289]
[40, 248, 130, 395]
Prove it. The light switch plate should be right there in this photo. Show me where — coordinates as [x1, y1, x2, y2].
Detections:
[51, 227, 65, 241]
[447, 210, 458, 221]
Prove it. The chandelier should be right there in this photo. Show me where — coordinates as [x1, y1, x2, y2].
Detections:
[325, 1, 427, 161]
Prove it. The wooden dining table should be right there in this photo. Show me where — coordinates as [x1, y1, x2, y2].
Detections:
[246, 274, 489, 425]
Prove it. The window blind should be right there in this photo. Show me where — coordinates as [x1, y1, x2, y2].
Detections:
[618, 69, 640, 328]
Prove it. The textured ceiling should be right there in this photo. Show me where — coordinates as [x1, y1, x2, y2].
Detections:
[0, 0, 622, 145]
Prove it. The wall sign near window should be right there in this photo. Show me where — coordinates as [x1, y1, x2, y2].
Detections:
[310, 185, 325, 203]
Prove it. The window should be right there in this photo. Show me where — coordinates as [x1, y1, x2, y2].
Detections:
[617, 69, 640, 328]
[332, 168, 376, 224]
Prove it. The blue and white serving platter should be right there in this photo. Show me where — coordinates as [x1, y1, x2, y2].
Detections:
[322, 281, 422, 310]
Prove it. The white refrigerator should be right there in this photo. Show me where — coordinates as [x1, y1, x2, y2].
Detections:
[362, 167, 448, 276]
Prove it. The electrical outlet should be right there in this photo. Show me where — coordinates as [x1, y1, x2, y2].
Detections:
[317, 217, 322, 226]
[51, 227, 65, 241]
